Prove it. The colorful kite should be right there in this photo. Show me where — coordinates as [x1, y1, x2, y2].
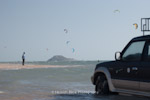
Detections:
[114, 9, 120, 13]
[72, 48, 75, 53]
[133, 23, 138, 29]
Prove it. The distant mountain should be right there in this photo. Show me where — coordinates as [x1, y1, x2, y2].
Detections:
[47, 55, 75, 62]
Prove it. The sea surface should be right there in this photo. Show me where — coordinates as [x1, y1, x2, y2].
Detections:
[0, 61, 149, 100]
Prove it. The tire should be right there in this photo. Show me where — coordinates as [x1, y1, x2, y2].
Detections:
[95, 75, 109, 95]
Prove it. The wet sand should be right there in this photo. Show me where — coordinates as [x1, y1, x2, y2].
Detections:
[0, 64, 67, 70]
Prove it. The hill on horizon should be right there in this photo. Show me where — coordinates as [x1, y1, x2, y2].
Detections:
[47, 55, 75, 62]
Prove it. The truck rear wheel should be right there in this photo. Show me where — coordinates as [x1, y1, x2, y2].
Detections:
[95, 75, 109, 95]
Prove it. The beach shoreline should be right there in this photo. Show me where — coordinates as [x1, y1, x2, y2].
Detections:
[0, 63, 68, 70]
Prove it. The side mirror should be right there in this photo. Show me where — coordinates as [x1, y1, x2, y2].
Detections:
[115, 52, 121, 61]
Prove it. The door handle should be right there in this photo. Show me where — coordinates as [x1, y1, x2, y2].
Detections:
[132, 67, 138, 71]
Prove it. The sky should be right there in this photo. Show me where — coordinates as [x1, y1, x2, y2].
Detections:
[0, 0, 150, 61]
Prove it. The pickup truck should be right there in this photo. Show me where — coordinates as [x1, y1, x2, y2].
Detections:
[91, 35, 150, 97]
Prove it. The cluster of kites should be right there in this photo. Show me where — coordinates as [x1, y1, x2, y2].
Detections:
[114, 9, 138, 30]
[45, 29, 75, 53]
[46, 9, 138, 53]
[64, 29, 75, 53]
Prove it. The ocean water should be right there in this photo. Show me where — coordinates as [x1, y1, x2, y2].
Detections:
[0, 61, 149, 100]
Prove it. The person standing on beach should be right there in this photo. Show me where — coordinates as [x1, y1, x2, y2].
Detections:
[22, 52, 25, 66]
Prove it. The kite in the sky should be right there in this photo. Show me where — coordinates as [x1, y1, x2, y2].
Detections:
[114, 9, 120, 13]
[72, 48, 75, 53]
[4, 46, 7, 49]
[64, 29, 68, 33]
[66, 41, 70, 44]
[133, 23, 138, 29]
[46, 48, 49, 51]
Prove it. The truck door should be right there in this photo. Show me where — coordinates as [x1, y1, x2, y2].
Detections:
[114, 41, 145, 91]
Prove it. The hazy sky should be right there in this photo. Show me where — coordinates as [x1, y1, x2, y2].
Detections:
[0, 0, 150, 61]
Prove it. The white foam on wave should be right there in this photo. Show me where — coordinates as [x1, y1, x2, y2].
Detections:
[0, 91, 5, 94]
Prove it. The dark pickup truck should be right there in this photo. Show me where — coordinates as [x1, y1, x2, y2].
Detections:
[91, 35, 150, 97]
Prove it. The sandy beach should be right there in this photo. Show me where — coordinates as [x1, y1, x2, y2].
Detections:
[0, 64, 67, 70]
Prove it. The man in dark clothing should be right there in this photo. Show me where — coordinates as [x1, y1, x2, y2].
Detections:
[22, 52, 25, 66]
